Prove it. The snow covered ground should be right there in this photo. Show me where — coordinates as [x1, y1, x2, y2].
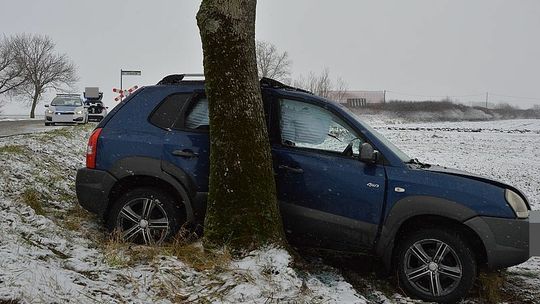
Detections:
[0, 115, 44, 121]
[1, 119, 539, 303]
[0, 125, 364, 303]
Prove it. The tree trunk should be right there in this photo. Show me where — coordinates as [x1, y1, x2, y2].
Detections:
[197, 0, 285, 250]
[30, 89, 39, 118]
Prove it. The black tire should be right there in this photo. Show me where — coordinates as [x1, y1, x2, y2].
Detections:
[395, 229, 476, 303]
[45, 122, 50, 126]
[107, 187, 186, 244]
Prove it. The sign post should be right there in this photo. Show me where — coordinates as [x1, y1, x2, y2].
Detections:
[120, 69, 141, 101]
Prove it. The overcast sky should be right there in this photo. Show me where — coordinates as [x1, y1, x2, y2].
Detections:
[1, 0, 539, 114]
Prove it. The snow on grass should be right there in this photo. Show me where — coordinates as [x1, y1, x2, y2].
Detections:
[0, 124, 365, 303]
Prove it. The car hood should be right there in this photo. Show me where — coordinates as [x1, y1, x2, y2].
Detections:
[424, 165, 530, 206]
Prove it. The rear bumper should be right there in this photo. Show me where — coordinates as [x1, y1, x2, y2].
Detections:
[75, 167, 117, 217]
[465, 215, 531, 269]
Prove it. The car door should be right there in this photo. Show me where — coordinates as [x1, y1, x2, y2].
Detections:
[272, 97, 386, 252]
[160, 93, 211, 194]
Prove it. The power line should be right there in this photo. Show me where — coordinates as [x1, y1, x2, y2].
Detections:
[386, 90, 484, 99]
[490, 93, 540, 101]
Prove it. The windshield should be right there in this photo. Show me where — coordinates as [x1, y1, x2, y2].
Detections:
[339, 105, 411, 162]
[51, 97, 81, 106]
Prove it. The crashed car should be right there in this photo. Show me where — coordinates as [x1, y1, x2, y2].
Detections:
[76, 74, 537, 303]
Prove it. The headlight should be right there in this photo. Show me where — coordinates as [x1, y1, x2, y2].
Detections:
[505, 189, 529, 219]
[46, 109, 53, 114]
[76, 110, 83, 115]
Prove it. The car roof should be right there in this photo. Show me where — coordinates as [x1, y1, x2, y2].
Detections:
[149, 74, 342, 108]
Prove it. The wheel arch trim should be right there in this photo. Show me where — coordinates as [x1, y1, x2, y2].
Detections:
[108, 157, 194, 222]
[376, 195, 478, 268]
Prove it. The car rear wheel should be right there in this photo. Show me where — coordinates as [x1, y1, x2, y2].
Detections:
[396, 229, 476, 303]
[107, 187, 186, 245]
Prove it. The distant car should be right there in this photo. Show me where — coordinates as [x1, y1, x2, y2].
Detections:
[76, 74, 534, 303]
[84, 88, 108, 122]
[45, 94, 88, 126]
[84, 100, 108, 122]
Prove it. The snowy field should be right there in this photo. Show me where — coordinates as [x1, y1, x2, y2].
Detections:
[0, 119, 539, 303]
[0, 115, 44, 121]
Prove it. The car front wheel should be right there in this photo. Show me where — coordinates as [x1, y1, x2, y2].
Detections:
[396, 228, 476, 303]
[107, 187, 186, 245]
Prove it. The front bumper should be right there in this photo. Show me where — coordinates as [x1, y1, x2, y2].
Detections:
[465, 213, 538, 269]
[88, 114, 105, 122]
[46, 113, 85, 123]
[75, 167, 117, 217]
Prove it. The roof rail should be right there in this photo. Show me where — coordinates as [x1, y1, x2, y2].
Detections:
[259, 77, 312, 94]
[157, 74, 205, 85]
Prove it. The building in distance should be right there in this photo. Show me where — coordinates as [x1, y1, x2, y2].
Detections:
[328, 90, 386, 107]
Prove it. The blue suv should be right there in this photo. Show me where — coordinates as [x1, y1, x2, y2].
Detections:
[76, 74, 533, 303]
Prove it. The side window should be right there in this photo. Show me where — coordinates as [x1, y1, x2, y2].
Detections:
[279, 99, 362, 154]
[150, 94, 190, 129]
[185, 97, 209, 130]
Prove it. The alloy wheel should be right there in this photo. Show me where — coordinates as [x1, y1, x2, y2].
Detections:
[403, 239, 463, 297]
[116, 197, 170, 244]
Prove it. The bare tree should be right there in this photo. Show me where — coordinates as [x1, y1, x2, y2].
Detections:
[333, 77, 349, 102]
[12, 34, 78, 118]
[197, 0, 285, 250]
[256, 40, 291, 82]
[294, 68, 347, 100]
[0, 36, 26, 95]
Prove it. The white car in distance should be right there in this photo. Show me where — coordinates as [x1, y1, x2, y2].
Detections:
[45, 94, 88, 126]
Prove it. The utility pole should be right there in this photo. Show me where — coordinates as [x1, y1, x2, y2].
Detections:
[120, 69, 123, 99]
[485, 92, 489, 109]
[383, 90, 386, 103]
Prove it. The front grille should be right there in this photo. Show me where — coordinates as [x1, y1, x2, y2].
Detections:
[55, 112, 74, 115]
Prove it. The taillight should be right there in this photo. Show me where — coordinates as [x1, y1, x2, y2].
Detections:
[86, 128, 103, 169]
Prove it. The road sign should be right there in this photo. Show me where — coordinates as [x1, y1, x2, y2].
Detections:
[119, 69, 141, 101]
[121, 70, 141, 76]
[113, 85, 139, 101]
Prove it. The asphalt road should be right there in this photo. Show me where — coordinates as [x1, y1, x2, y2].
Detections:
[0, 119, 59, 138]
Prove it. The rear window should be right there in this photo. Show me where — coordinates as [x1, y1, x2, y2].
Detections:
[149, 93, 190, 129]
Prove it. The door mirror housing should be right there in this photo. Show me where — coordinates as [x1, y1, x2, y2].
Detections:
[359, 142, 379, 163]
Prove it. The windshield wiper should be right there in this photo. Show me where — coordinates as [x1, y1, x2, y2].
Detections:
[406, 158, 431, 168]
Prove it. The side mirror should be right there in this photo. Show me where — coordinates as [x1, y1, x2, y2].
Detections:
[44, 104, 49, 107]
[360, 142, 379, 163]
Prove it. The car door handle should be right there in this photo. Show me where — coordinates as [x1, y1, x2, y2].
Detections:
[172, 149, 198, 158]
[279, 165, 304, 174]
